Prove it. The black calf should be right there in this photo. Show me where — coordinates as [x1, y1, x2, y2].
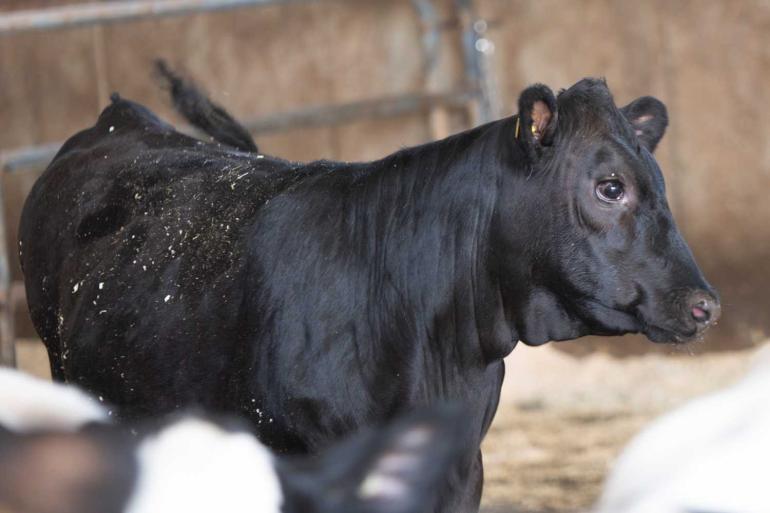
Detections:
[20, 77, 719, 512]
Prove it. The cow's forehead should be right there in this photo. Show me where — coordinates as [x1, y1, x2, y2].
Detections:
[556, 79, 637, 143]
[557, 78, 617, 114]
[596, 133, 662, 171]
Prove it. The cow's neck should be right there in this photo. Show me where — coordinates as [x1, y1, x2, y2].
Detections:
[489, 143, 588, 347]
[348, 120, 519, 367]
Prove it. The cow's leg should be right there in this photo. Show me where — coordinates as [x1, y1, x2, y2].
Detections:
[45, 342, 65, 382]
[435, 449, 484, 513]
[26, 301, 66, 381]
[465, 451, 485, 513]
[40, 328, 66, 382]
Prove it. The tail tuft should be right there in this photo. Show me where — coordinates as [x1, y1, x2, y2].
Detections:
[154, 59, 258, 153]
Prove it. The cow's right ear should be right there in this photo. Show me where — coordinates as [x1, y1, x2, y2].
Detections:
[516, 84, 558, 153]
[620, 96, 668, 153]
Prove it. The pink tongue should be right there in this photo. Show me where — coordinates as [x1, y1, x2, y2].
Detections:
[692, 306, 708, 322]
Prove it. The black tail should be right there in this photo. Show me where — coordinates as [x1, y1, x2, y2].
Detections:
[154, 59, 258, 153]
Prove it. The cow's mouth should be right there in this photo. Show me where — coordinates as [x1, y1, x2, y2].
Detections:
[636, 300, 715, 344]
[576, 298, 642, 336]
[578, 298, 698, 344]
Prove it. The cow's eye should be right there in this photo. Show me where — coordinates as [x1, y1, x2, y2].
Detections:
[596, 180, 625, 202]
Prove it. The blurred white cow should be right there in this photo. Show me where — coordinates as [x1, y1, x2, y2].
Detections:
[596, 348, 770, 513]
[0, 367, 465, 513]
[0, 367, 108, 432]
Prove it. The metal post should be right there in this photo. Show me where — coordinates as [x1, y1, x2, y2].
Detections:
[455, 0, 499, 125]
[412, 0, 454, 140]
[0, 175, 16, 367]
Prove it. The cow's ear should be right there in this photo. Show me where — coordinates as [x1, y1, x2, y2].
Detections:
[620, 96, 668, 153]
[516, 84, 558, 150]
[287, 406, 466, 513]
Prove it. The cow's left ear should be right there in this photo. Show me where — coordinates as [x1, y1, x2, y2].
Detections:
[620, 96, 668, 153]
[516, 84, 558, 152]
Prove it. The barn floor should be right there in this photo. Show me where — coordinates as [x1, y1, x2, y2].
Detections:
[481, 342, 763, 513]
[14, 338, 765, 513]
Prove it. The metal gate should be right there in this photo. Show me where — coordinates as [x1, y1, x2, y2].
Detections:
[0, 0, 498, 366]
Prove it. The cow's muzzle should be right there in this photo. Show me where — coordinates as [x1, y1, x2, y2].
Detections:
[686, 289, 721, 334]
[642, 287, 721, 343]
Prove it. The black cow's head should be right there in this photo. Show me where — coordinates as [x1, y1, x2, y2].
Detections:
[494, 78, 720, 345]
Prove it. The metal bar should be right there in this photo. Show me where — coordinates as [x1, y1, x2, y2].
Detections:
[244, 90, 473, 134]
[0, 0, 314, 35]
[1, 143, 61, 174]
[1, 90, 474, 173]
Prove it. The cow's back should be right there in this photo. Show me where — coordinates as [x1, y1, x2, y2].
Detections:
[19, 98, 298, 417]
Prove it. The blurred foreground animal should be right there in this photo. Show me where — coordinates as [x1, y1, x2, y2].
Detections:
[0, 368, 465, 513]
[595, 349, 770, 513]
[20, 75, 719, 512]
[0, 367, 107, 432]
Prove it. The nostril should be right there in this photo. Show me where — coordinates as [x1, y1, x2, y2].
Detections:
[691, 301, 711, 323]
[687, 288, 721, 328]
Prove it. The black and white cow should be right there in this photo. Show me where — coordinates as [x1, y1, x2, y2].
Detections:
[19, 77, 719, 512]
[0, 368, 465, 513]
[0, 367, 108, 432]
[595, 348, 770, 513]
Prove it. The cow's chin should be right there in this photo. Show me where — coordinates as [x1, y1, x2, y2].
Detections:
[515, 295, 639, 347]
[569, 298, 642, 338]
[640, 323, 700, 344]
[636, 305, 703, 344]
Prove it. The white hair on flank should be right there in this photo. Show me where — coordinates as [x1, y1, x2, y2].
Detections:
[125, 417, 283, 513]
[0, 367, 108, 432]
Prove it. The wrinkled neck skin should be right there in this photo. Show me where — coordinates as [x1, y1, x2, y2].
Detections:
[490, 133, 592, 347]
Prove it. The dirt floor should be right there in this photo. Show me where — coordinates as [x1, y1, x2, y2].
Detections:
[13, 337, 766, 513]
[481, 341, 765, 513]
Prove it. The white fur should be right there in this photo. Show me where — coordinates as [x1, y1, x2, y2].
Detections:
[126, 418, 283, 513]
[596, 348, 770, 513]
[0, 367, 108, 432]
